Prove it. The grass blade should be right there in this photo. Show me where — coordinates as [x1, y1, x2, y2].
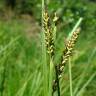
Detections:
[76, 72, 96, 96]
[67, 18, 83, 41]
[69, 58, 73, 96]
[42, 0, 48, 96]
[73, 47, 96, 95]
[49, 59, 54, 96]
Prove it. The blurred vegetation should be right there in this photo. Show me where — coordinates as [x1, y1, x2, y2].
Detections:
[0, 0, 96, 96]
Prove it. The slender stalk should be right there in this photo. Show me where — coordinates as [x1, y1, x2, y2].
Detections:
[49, 58, 54, 96]
[42, 0, 48, 96]
[69, 58, 73, 96]
[52, 13, 58, 96]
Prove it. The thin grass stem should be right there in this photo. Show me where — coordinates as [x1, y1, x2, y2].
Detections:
[42, 0, 48, 96]
[69, 58, 73, 96]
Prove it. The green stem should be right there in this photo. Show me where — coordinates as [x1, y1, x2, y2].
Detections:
[69, 58, 73, 96]
[49, 58, 54, 96]
[42, 0, 48, 96]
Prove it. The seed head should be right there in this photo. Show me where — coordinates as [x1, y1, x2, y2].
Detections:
[52, 28, 81, 93]
[59, 27, 81, 76]
[43, 10, 54, 57]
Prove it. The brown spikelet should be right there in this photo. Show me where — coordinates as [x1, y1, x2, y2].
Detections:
[52, 27, 81, 93]
[58, 27, 81, 75]
[43, 10, 54, 57]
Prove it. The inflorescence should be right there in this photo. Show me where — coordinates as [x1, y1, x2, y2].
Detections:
[43, 9, 81, 95]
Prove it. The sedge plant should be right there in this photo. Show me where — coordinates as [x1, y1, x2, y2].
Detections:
[42, 1, 83, 96]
